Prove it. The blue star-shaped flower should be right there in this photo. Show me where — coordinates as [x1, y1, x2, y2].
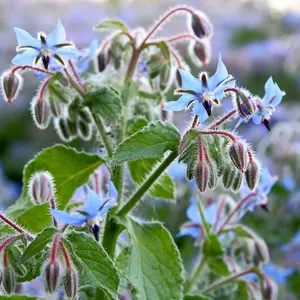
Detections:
[12, 19, 79, 70]
[50, 181, 118, 241]
[238, 168, 277, 218]
[236, 77, 284, 130]
[177, 197, 217, 239]
[77, 39, 98, 73]
[263, 264, 294, 285]
[164, 54, 235, 123]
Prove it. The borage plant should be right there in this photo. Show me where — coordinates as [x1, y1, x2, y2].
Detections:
[0, 5, 284, 300]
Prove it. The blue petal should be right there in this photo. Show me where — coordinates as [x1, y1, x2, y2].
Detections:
[234, 117, 246, 130]
[187, 198, 201, 223]
[50, 209, 87, 226]
[88, 39, 98, 56]
[259, 168, 276, 195]
[163, 94, 196, 111]
[204, 203, 217, 224]
[77, 56, 90, 73]
[99, 198, 117, 217]
[213, 80, 235, 100]
[263, 77, 275, 103]
[14, 27, 42, 49]
[193, 101, 209, 123]
[177, 69, 202, 92]
[54, 47, 80, 62]
[251, 113, 263, 124]
[208, 54, 229, 90]
[270, 83, 283, 107]
[12, 49, 38, 66]
[46, 19, 66, 48]
[177, 224, 201, 239]
[84, 186, 103, 217]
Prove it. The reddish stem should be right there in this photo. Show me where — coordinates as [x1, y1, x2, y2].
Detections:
[190, 115, 199, 129]
[39, 77, 52, 100]
[199, 130, 237, 143]
[217, 192, 257, 234]
[59, 241, 71, 268]
[51, 234, 60, 264]
[198, 135, 204, 162]
[0, 235, 19, 252]
[209, 109, 237, 129]
[3, 249, 9, 268]
[167, 33, 198, 43]
[68, 60, 86, 92]
[0, 212, 33, 239]
[11, 65, 54, 75]
[169, 48, 183, 69]
[49, 197, 58, 227]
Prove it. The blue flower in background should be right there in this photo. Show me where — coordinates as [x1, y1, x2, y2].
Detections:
[178, 197, 217, 239]
[12, 19, 79, 70]
[263, 264, 294, 285]
[281, 230, 300, 258]
[51, 181, 118, 240]
[239, 168, 277, 218]
[77, 39, 98, 73]
[164, 54, 235, 123]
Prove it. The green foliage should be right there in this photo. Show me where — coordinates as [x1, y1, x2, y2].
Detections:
[184, 295, 213, 300]
[208, 257, 230, 276]
[116, 218, 184, 300]
[94, 20, 128, 32]
[230, 27, 268, 46]
[66, 232, 120, 299]
[110, 121, 180, 165]
[203, 234, 224, 257]
[0, 297, 37, 300]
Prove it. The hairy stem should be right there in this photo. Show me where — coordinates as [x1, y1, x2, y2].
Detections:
[209, 109, 237, 129]
[199, 130, 237, 142]
[60, 241, 71, 268]
[167, 33, 199, 43]
[11, 65, 54, 75]
[0, 235, 19, 252]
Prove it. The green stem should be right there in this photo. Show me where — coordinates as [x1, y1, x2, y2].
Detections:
[92, 113, 113, 158]
[197, 197, 210, 237]
[117, 150, 178, 216]
[200, 268, 254, 295]
[184, 255, 207, 293]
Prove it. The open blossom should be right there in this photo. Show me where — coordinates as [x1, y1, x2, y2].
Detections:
[51, 181, 118, 241]
[164, 54, 235, 123]
[12, 19, 79, 70]
[237, 77, 284, 130]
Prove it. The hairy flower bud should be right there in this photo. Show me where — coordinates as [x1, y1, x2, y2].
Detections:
[228, 141, 249, 173]
[190, 40, 211, 67]
[231, 171, 243, 191]
[222, 166, 236, 189]
[234, 89, 256, 118]
[64, 268, 78, 299]
[208, 161, 218, 189]
[1, 71, 23, 104]
[77, 119, 92, 141]
[159, 63, 171, 92]
[67, 118, 78, 136]
[186, 162, 196, 181]
[78, 108, 93, 124]
[49, 95, 64, 117]
[54, 118, 74, 142]
[3, 267, 16, 294]
[29, 171, 55, 204]
[195, 161, 210, 192]
[245, 159, 260, 190]
[190, 12, 212, 39]
[31, 96, 52, 129]
[44, 261, 61, 293]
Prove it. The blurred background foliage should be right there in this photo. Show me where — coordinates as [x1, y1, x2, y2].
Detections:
[1, 0, 300, 298]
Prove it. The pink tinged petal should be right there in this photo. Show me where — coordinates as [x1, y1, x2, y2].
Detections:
[46, 19, 66, 48]
[208, 54, 229, 90]
[163, 94, 196, 111]
[50, 209, 87, 226]
[84, 186, 103, 217]
[193, 101, 209, 123]
[12, 49, 39, 66]
[177, 69, 202, 92]
[14, 27, 42, 49]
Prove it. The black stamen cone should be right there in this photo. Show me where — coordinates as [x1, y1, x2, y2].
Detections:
[42, 56, 50, 70]
[90, 224, 100, 241]
[202, 100, 212, 116]
[263, 118, 271, 131]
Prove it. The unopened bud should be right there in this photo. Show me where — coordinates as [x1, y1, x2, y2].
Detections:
[67, 118, 78, 136]
[195, 161, 210, 192]
[78, 108, 93, 124]
[234, 89, 256, 118]
[186, 162, 196, 181]
[264, 278, 278, 300]
[222, 166, 236, 189]
[159, 63, 171, 92]
[29, 171, 55, 204]
[77, 119, 92, 141]
[0, 269, 2, 285]
[191, 40, 211, 67]
[1, 71, 23, 104]
[245, 159, 260, 190]
[228, 141, 249, 173]
[54, 118, 74, 142]
[97, 47, 111, 72]
[231, 171, 243, 191]
[190, 12, 212, 39]
[3, 267, 16, 294]
[64, 268, 78, 299]
[31, 96, 52, 129]
[208, 161, 218, 189]
[44, 261, 61, 293]
[49, 95, 64, 117]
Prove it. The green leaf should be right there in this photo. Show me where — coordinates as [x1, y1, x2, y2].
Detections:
[84, 87, 122, 122]
[21, 227, 56, 263]
[203, 234, 224, 257]
[184, 295, 213, 300]
[233, 280, 249, 300]
[179, 129, 200, 154]
[117, 218, 184, 300]
[149, 171, 175, 199]
[208, 257, 230, 276]
[94, 20, 128, 32]
[110, 121, 180, 166]
[127, 116, 148, 136]
[66, 232, 119, 299]
[157, 41, 171, 62]
[0, 296, 37, 300]
[22, 145, 104, 209]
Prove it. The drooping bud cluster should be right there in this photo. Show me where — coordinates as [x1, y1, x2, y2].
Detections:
[31, 95, 52, 130]
[1, 70, 23, 104]
[228, 140, 249, 173]
[189, 11, 212, 39]
[189, 39, 211, 67]
[1, 250, 16, 294]
[245, 156, 261, 190]
[28, 171, 55, 204]
[97, 47, 111, 72]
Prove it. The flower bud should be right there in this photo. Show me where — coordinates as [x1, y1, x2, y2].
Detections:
[78, 108, 93, 124]
[54, 118, 74, 142]
[64, 268, 78, 299]
[190, 12, 212, 39]
[1, 71, 23, 104]
[228, 141, 249, 173]
[44, 261, 61, 293]
[208, 161, 218, 189]
[234, 89, 256, 118]
[264, 278, 278, 300]
[231, 171, 243, 191]
[3, 267, 16, 294]
[0, 269, 2, 285]
[191, 40, 211, 67]
[77, 119, 92, 141]
[186, 162, 196, 181]
[29, 171, 55, 204]
[67, 118, 78, 136]
[31, 96, 52, 129]
[49, 95, 64, 117]
[159, 63, 171, 92]
[245, 159, 260, 190]
[222, 166, 236, 189]
[195, 161, 210, 192]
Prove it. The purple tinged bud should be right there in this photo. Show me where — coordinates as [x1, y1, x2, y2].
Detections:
[263, 118, 271, 131]
[228, 141, 249, 173]
[29, 171, 55, 204]
[64, 268, 78, 299]
[245, 159, 260, 190]
[208, 161, 218, 189]
[1, 71, 23, 104]
[190, 12, 212, 39]
[49, 95, 64, 117]
[44, 261, 61, 293]
[89, 224, 100, 241]
[264, 279, 278, 300]
[3, 267, 16, 294]
[195, 161, 210, 192]
[97, 48, 111, 72]
[192, 40, 211, 67]
[231, 171, 243, 191]
[31, 96, 52, 129]
[234, 89, 256, 118]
